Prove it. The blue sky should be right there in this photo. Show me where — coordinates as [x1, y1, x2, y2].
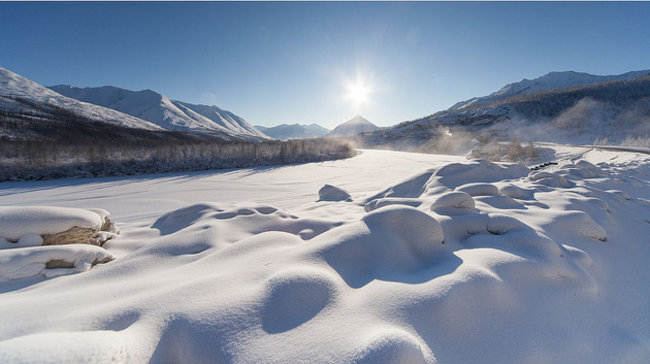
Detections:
[1, 2, 649, 129]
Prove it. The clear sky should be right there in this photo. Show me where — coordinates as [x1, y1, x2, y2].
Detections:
[1, 2, 649, 129]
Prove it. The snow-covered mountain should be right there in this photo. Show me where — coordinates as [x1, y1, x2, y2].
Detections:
[255, 123, 330, 140]
[325, 115, 380, 138]
[0, 66, 163, 132]
[360, 70, 650, 150]
[49, 85, 269, 140]
[452, 70, 650, 110]
[302, 123, 329, 138]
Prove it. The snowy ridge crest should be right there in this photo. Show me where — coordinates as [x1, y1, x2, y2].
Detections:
[452, 69, 650, 110]
[49, 84, 269, 140]
[0, 66, 163, 131]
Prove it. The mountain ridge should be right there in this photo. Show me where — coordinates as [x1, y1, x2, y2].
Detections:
[49, 84, 268, 140]
[255, 123, 330, 140]
[0, 66, 163, 132]
[452, 69, 650, 110]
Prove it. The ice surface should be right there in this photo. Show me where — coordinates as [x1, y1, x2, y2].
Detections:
[1, 148, 649, 363]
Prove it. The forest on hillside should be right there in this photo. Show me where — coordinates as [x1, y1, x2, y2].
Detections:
[0, 107, 356, 182]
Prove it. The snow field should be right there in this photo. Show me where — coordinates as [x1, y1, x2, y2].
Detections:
[0, 148, 649, 363]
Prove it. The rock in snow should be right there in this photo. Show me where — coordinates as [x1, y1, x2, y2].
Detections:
[0, 206, 118, 281]
[0, 206, 118, 245]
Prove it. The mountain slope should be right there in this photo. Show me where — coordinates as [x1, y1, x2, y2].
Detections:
[360, 71, 650, 150]
[255, 124, 315, 140]
[325, 115, 379, 138]
[452, 69, 650, 110]
[0, 67, 163, 133]
[302, 123, 329, 137]
[49, 85, 269, 140]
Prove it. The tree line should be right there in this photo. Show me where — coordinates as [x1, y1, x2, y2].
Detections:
[0, 103, 356, 182]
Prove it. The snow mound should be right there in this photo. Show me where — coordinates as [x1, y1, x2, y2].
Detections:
[430, 191, 476, 212]
[608, 189, 630, 200]
[17, 233, 44, 247]
[528, 171, 570, 188]
[0, 244, 114, 282]
[364, 197, 422, 212]
[261, 268, 338, 333]
[152, 202, 339, 244]
[486, 213, 529, 235]
[366, 160, 527, 203]
[455, 182, 499, 196]
[351, 329, 434, 364]
[498, 184, 525, 199]
[427, 159, 529, 192]
[541, 210, 607, 241]
[316, 205, 446, 288]
[318, 184, 352, 202]
[559, 161, 606, 179]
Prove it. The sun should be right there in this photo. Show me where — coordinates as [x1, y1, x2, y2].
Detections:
[347, 83, 369, 103]
[346, 81, 371, 106]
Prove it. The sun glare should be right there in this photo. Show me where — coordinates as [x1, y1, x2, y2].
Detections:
[340, 72, 377, 113]
[348, 83, 369, 103]
[347, 83, 370, 104]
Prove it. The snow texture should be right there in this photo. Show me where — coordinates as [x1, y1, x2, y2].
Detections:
[1, 147, 650, 363]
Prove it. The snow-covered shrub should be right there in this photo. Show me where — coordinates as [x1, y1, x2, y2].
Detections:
[620, 136, 650, 148]
[594, 138, 609, 146]
[469, 137, 537, 163]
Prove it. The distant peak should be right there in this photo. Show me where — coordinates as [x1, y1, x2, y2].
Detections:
[50, 84, 76, 89]
[346, 114, 370, 124]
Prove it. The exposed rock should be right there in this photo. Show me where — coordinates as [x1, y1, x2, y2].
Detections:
[45, 260, 76, 269]
[41, 217, 118, 246]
